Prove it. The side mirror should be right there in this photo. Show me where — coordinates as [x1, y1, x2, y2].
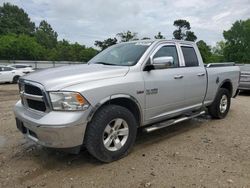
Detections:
[152, 56, 174, 69]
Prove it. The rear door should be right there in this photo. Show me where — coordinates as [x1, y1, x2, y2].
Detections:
[143, 43, 189, 122]
[178, 44, 207, 108]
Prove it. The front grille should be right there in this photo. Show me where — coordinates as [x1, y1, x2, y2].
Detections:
[26, 99, 46, 112]
[24, 84, 42, 95]
[19, 80, 48, 112]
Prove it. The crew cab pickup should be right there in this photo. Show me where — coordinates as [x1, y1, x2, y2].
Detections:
[14, 40, 240, 162]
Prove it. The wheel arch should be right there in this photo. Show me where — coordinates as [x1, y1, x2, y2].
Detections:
[219, 79, 233, 97]
[87, 94, 143, 127]
[12, 75, 21, 83]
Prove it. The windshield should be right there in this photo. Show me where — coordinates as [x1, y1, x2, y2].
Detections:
[89, 42, 152, 66]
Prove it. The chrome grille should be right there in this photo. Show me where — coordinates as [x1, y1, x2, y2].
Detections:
[19, 80, 49, 112]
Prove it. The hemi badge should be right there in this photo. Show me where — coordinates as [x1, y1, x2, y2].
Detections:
[137, 90, 144, 94]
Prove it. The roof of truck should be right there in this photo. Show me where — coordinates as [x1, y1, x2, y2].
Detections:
[122, 39, 196, 45]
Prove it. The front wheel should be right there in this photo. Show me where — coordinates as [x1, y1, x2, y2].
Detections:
[85, 105, 138, 162]
[12, 75, 20, 84]
[208, 88, 231, 119]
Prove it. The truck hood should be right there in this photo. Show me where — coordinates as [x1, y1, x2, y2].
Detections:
[22, 64, 129, 90]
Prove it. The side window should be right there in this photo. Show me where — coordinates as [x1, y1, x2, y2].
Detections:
[16, 65, 26, 68]
[181, 46, 199, 67]
[0, 67, 3, 71]
[153, 46, 179, 68]
[2, 67, 13, 71]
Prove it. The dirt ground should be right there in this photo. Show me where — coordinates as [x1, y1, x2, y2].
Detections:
[0, 84, 249, 188]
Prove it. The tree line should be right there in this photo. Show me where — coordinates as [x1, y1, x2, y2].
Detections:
[0, 3, 249, 63]
[0, 3, 97, 61]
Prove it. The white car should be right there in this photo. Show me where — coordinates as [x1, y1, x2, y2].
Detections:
[0, 65, 25, 83]
[8, 64, 35, 74]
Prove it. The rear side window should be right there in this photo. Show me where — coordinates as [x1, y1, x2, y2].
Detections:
[16, 65, 26, 68]
[153, 46, 179, 68]
[2, 67, 13, 71]
[181, 46, 199, 67]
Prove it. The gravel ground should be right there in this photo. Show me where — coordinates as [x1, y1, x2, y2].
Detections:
[0, 84, 249, 188]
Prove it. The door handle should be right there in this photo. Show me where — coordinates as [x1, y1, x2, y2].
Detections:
[174, 75, 184, 79]
[197, 73, 205, 77]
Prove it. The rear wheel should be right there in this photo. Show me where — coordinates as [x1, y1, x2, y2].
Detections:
[85, 105, 137, 162]
[12, 75, 20, 84]
[208, 88, 231, 119]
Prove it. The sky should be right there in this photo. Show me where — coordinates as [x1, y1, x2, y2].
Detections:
[1, 0, 250, 47]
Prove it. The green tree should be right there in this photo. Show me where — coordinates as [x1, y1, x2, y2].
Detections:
[35, 20, 58, 49]
[80, 47, 98, 62]
[51, 40, 73, 61]
[94, 37, 117, 50]
[0, 34, 45, 60]
[0, 3, 35, 35]
[185, 31, 197, 42]
[208, 41, 226, 63]
[212, 41, 226, 56]
[154, 32, 165, 39]
[223, 19, 250, 63]
[173, 19, 197, 41]
[117, 31, 138, 42]
[49, 40, 97, 62]
[196, 40, 211, 63]
[0, 3, 98, 61]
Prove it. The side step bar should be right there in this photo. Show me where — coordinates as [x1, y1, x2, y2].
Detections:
[144, 111, 206, 133]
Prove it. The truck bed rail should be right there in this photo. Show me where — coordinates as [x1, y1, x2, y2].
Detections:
[206, 62, 235, 68]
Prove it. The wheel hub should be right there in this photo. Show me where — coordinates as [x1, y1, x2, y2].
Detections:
[103, 118, 129, 151]
[219, 94, 228, 113]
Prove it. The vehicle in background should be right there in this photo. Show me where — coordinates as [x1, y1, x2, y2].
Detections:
[8, 64, 35, 74]
[14, 40, 240, 162]
[0, 65, 25, 83]
[238, 64, 250, 91]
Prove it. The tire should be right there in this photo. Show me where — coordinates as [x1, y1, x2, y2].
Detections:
[12, 75, 20, 84]
[85, 104, 138, 162]
[208, 88, 231, 119]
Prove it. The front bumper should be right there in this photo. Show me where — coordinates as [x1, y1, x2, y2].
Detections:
[238, 82, 250, 91]
[14, 100, 91, 149]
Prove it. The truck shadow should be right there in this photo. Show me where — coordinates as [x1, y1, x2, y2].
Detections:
[15, 115, 211, 183]
[239, 90, 250, 96]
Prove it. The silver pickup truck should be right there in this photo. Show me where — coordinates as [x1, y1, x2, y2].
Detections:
[14, 40, 240, 162]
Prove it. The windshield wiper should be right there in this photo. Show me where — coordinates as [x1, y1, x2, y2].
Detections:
[93, 62, 117, 66]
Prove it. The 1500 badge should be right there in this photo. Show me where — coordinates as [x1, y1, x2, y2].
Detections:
[146, 88, 158, 95]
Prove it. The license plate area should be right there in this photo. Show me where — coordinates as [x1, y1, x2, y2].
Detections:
[16, 118, 27, 134]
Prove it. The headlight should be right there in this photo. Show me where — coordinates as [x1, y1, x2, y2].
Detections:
[49, 92, 89, 111]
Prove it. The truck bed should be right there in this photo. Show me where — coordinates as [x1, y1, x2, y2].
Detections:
[204, 63, 240, 106]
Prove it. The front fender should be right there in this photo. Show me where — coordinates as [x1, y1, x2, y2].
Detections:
[87, 94, 143, 125]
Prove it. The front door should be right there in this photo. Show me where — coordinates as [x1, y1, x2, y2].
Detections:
[143, 44, 188, 123]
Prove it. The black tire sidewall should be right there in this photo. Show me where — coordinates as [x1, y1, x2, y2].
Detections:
[85, 105, 137, 162]
[211, 88, 231, 119]
[13, 76, 20, 84]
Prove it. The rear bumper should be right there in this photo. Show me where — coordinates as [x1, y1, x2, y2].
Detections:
[14, 100, 91, 149]
[238, 82, 250, 90]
